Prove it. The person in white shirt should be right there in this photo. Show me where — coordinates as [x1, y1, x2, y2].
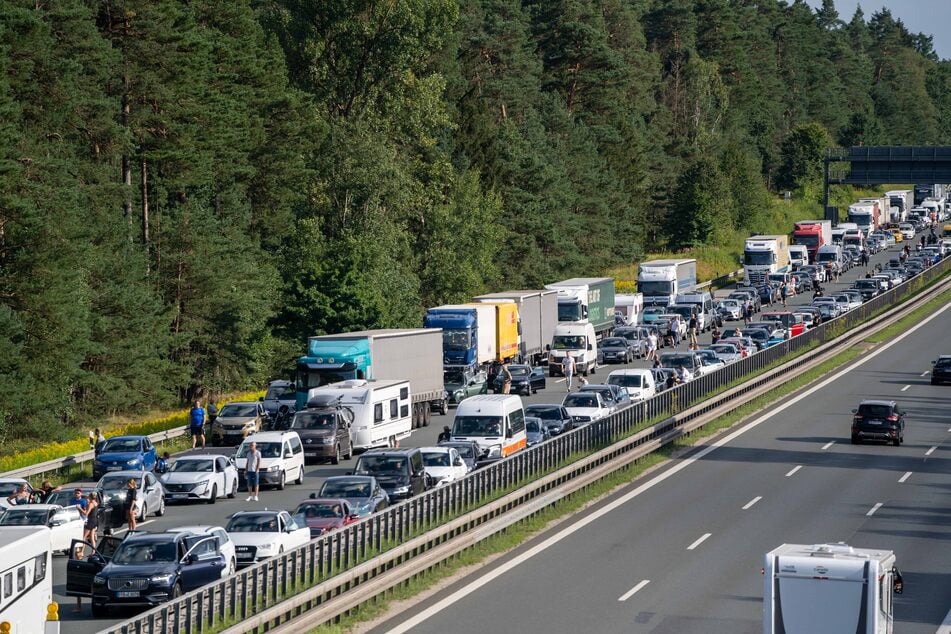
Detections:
[646, 332, 658, 361]
[561, 354, 576, 391]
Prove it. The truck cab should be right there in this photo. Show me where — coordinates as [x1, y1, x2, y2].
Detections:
[788, 244, 808, 268]
[548, 322, 598, 377]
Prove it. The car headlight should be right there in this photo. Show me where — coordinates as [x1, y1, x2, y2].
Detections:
[150, 573, 175, 585]
[486, 444, 502, 458]
[194, 480, 208, 493]
[126, 459, 140, 466]
[392, 486, 410, 495]
[257, 542, 277, 552]
[265, 465, 282, 472]
[321, 437, 335, 444]
[94, 575, 106, 585]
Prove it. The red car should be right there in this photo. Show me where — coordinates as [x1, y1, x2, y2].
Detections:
[760, 311, 805, 337]
[294, 498, 358, 538]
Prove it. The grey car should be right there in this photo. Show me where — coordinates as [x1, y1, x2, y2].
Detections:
[95, 470, 166, 521]
[525, 417, 550, 447]
[600, 337, 635, 364]
[438, 440, 482, 471]
[313, 476, 389, 517]
[578, 384, 631, 413]
[524, 404, 574, 436]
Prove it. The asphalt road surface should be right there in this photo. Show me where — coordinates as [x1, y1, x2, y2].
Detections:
[51, 243, 915, 633]
[370, 287, 951, 633]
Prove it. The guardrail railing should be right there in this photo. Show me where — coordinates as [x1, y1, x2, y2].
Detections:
[100, 255, 951, 634]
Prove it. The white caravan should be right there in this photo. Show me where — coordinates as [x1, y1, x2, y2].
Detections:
[307, 379, 413, 451]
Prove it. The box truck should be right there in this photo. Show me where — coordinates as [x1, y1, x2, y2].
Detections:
[544, 278, 616, 337]
[636, 259, 697, 308]
[423, 303, 519, 369]
[743, 235, 789, 286]
[848, 199, 883, 236]
[296, 329, 446, 426]
[791, 220, 832, 263]
[885, 189, 913, 223]
[472, 290, 558, 366]
[764, 542, 903, 634]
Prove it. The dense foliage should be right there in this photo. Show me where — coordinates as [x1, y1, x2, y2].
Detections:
[2, 0, 949, 444]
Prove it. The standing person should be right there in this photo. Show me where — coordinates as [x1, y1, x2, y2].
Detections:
[861, 249, 870, 268]
[669, 315, 680, 348]
[245, 441, 262, 502]
[207, 399, 219, 427]
[561, 354, 575, 392]
[687, 315, 698, 350]
[645, 331, 658, 362]
[68, 488, 88, 511]
[743, 301, 752, 327]
[36, 480, 61, 503]
[6, 484, 31, 506]
[189, 400, 206, 449]
[437, 426, 452, 443]
[499, 362, 512, 394]
[125, 479, 138, 531]
[780, 282, 788, 308]
[92, 428, 105, 450]
[82, 492, 99, 549]
[711, 324, 721, 344]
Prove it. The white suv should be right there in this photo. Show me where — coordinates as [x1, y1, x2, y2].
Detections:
[235, 431, 305, 490]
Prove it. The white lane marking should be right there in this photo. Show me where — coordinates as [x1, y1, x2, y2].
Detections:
[687, 533, 712, 550]
[926, 446, 938, 456]
[922, 371, 930, 377]
[821, 441, 835, 450]
[898, 472, 912, 483]
[382, 301, 951, 634]
[901, 384, 911, 391]
[785, 465, 802, 477]
[618, 579, 650, 602]
[936, 606, 951, 634]
[867, 503, 883, 517]
[742, 496, 762, 510]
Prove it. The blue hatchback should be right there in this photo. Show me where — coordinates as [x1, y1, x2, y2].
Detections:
[93, 435, 157, 479]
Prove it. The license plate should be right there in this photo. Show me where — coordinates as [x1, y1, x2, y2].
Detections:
[867, 420, 882, 425]
[107, 466, 122, 471]
[170, 493, 186, 499]
[305, 451, 319, 457]
[117, 591, 139, 598]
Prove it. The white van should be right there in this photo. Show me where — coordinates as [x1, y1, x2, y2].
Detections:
[234, 431, 305, 490]
[606, 369, 657, 402]
[306, 379, 413, 451]
[450, 395, 527, 460]
[674, 290, 714, 331]
[548, 322, 597, 376]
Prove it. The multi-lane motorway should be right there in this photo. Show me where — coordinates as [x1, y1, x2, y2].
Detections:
[373, 297, 951, 633]
[51, 243, 940, 633]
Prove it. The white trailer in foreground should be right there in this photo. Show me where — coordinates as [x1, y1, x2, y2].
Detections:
[763, 542, 903, 634]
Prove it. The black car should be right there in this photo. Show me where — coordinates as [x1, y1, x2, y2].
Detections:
[744, 328, 771, 350]
[599, 337, 635, 364]
[524, 404, 574, 435]
[492, 364, 546, 395]
[352, 448, 430, 500]
[852, 279, 880, 301]
[851, 400, 905, 446]
[67, 532, 225, 617]
[931, 355, 951, 385]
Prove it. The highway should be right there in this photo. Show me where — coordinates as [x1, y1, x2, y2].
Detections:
[371, 295, 951, 633]
[48, 243, 915, 633]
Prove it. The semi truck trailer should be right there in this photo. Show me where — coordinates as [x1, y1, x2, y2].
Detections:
[472, 290, 558, 366]
[544, 277, 616, 338]
[636, 259, 697, 308]
[743, 235, 789, 286]
[791, 220, 832, 263]
[423, 303, 519, 369]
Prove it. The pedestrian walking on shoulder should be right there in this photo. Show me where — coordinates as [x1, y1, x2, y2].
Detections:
[245, 441, 262, 502]
[688, 315, 699, 349]
[561, 354, 576, 392]
[125, 478, 138, 531]
[189, 400, 206, 449]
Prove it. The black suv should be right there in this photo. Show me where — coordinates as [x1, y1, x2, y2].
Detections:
[851, 400, 905, 446]
[67, 532, 225, 616]
[289, 394, 354, 464]
[352, 448, 430, 500]
[931, 355, 951, 385]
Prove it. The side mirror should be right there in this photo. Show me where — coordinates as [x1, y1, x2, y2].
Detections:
[284, 450, 293, 458]
[892, 568, 904, 595]
[587, 344, 593, 351]
[349, 514, 359, 520]
[50, 518, 66, 527]
[259, 396, 264, 401]
[309, 492, 317, 499]
[184, 554, 196, 565]
[851, 409, 858, 414]
[506, 429, 513, 439]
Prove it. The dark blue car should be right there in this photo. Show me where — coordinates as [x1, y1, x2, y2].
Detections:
[93, 435, 157, 479]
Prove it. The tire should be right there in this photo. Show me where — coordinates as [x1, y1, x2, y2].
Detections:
[277, 470, 286, 491]
[893, 437, 900, 447]
[423, 407, 431, 427]
[331, 445, 340, 465]
[91, 603, 108, 618]
[851, 436, 859, 445]
[171, 583, 182, 601]
[439, 401, 448, 416]
[208, 484, 217, 504]
[156, 497, 165, 517]
[226, 558, 236, 578]
[228, 479, 237, 499]
[295, 464, 304, 484]
[344, 443, 353, 461]
[139, 502, 147, 522]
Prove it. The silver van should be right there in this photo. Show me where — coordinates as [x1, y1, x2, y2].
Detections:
[674, 291, 715, 331]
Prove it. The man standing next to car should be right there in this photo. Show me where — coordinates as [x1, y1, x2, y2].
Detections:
[687, 315, 699, 349]
[561, 354, 575, 392]
[189, 400, 206, 449]
[245, 441, 262, 502]
[499, 362, 512, 394]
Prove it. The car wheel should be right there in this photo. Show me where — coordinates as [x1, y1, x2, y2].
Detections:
[345, 442, 353, 461]
[295, 464, 304, 484]
[331, 445, 341, 465]
[851, 436, 860, 445]
[171, 583, 182, 601]
[208, 484, 217, 504]
[91, 603, 108, 618]
[439, 401, 448, 416]
[892, 437, 900, 447]
[156, 497, 165, 517]
[277, 470, 286, 491]
[228, 479, 237, 499]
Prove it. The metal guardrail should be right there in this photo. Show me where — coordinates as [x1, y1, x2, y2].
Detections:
[2, 426, 190, 481]
[100, 255, 951, 634]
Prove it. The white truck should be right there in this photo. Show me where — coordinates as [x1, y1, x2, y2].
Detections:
[613, 293, 644, 326]
[743, 235, 789, 286]
[306, 379, 413, 451]
[788, 244, 808, 268]
[848, 200, 882, 237]
[544, 278, 616, 338]
[547, 322, 597, 377]
[885, 189, 913, 223]
[636, 259, 697, 308]
[764, 542, 904, 634]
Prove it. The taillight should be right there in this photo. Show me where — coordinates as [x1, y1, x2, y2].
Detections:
[886, 415, 898, 421]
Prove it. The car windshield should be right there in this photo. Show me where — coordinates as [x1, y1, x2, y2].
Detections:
[449, 444, 476, 459]
[746, 329, 769, 341]
[642, 307, 667, 317]
[219, 404, 257, 417]
[442, 329, 471, 352]
[291, 413, 335, 429]
[265, 385, 295, 400]
[602, 338, 627, 348]
[169, 459, 213, 473]
[552, 335, 587, 350]
[99, 477, 136, 491]
[236, 442, 282, 459]
[422, 451, 451, 467]
[0, 483, 25, 496]
[659, 353, 693, 368]
[697, 351, 718, 362]
[444, 369, 466, 384]
[296, 503, 344, 518]
[525, 406, 561, 420]
[744, 250, 773, 265]
[226, 514, 280, 533]
[320, 481, 371, 498]
[638, 281, 674, 296]
[113, 541, 179, 564]
[564, 394, 598, 408]
[858, 404, 895, 418]
[526, 420, 541, 433]
[100, 439, 141, 453]
[355, 455, 407, 474]
[508, 366, 530, 377]
[0, 509, 49, 526]
[710, 344, 737, 354]
[607, 374, 642, 388]
[452, 416, 503, 436]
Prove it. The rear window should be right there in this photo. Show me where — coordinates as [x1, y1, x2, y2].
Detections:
[935, 358, 951, 369]
[857, 404, 894, 418]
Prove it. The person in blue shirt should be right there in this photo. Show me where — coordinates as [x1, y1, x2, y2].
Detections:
[68, 488, 88, 511]
[190, 400, 206, 449]
[155, 451, 171, 474]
